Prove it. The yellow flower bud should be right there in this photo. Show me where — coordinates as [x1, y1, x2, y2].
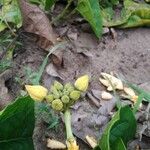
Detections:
[25, 85, 48, 101]
[52, 99, 63, 111]
[54, 81, 63, 91]
[61, 95, 70, 104]
[74, 75, 89, 92]
[46, 94, 54, 103]
[70, 90, 81, 101]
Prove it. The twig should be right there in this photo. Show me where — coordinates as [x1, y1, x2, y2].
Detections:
[87, 92, 100, 108]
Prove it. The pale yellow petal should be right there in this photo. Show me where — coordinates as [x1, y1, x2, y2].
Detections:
[85, 135, 97, 148]
[99, 78, 109, 87]
[101, 91, 112, 100]
[100, 72, 123, 90]
[25, 85, 48, 101]
[124, 87, 136, 97]
[47, 139, 66, 149]
[131, 95, 138, 103]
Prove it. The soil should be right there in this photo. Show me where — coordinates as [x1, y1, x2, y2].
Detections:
[0, 27, 150, 150]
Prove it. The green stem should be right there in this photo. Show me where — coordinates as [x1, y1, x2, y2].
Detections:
[34, 42, 66, 85]
[51, 0, 73, 24]
[66, 8, 77, 19]
[64, 109, 74, 140]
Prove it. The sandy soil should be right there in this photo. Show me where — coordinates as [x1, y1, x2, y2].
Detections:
[1, 27, 149, 150]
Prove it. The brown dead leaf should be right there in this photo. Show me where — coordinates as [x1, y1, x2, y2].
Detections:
[51, 50, 63, 67]
[71, 101, 109, 143]
[46, 63, 63, 79]
[90, 89, 116, 115]
[98, 97, 117, 115]
[91, 89, 102, 100]
[19, 0, 58, 50]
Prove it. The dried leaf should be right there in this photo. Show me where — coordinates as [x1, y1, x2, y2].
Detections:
[71, 101, 109, 143]
[87, 92, 100, 107]
[51, 50, 63, 67]
[67, 30, 78, 41]
[77, 49, 94, 58]
[19, 0, 57, 50]
[91, 89, 102, 100]
[98, 96, 117, 115]
[46, 63, 63, 79]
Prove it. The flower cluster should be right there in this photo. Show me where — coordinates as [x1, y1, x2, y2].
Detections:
[46, 81, 81, 111]
[25, 75, 89, 150]
[25, 75, 89, 112]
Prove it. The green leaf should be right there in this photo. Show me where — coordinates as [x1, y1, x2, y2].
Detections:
[112, 138, 126, 150]
[45, 0, 55, 11]
[77, 0, 102, 38]
[29, 0, 55, 11]
[102, 0, 150, 28]
[110, 0, 119, 5]
[96, 106, 136, 150]
[0, 0, 22, 31]
[0, 22, 7, 32]
[29, 0, 42, 5]
[0, 96, 35, 150]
